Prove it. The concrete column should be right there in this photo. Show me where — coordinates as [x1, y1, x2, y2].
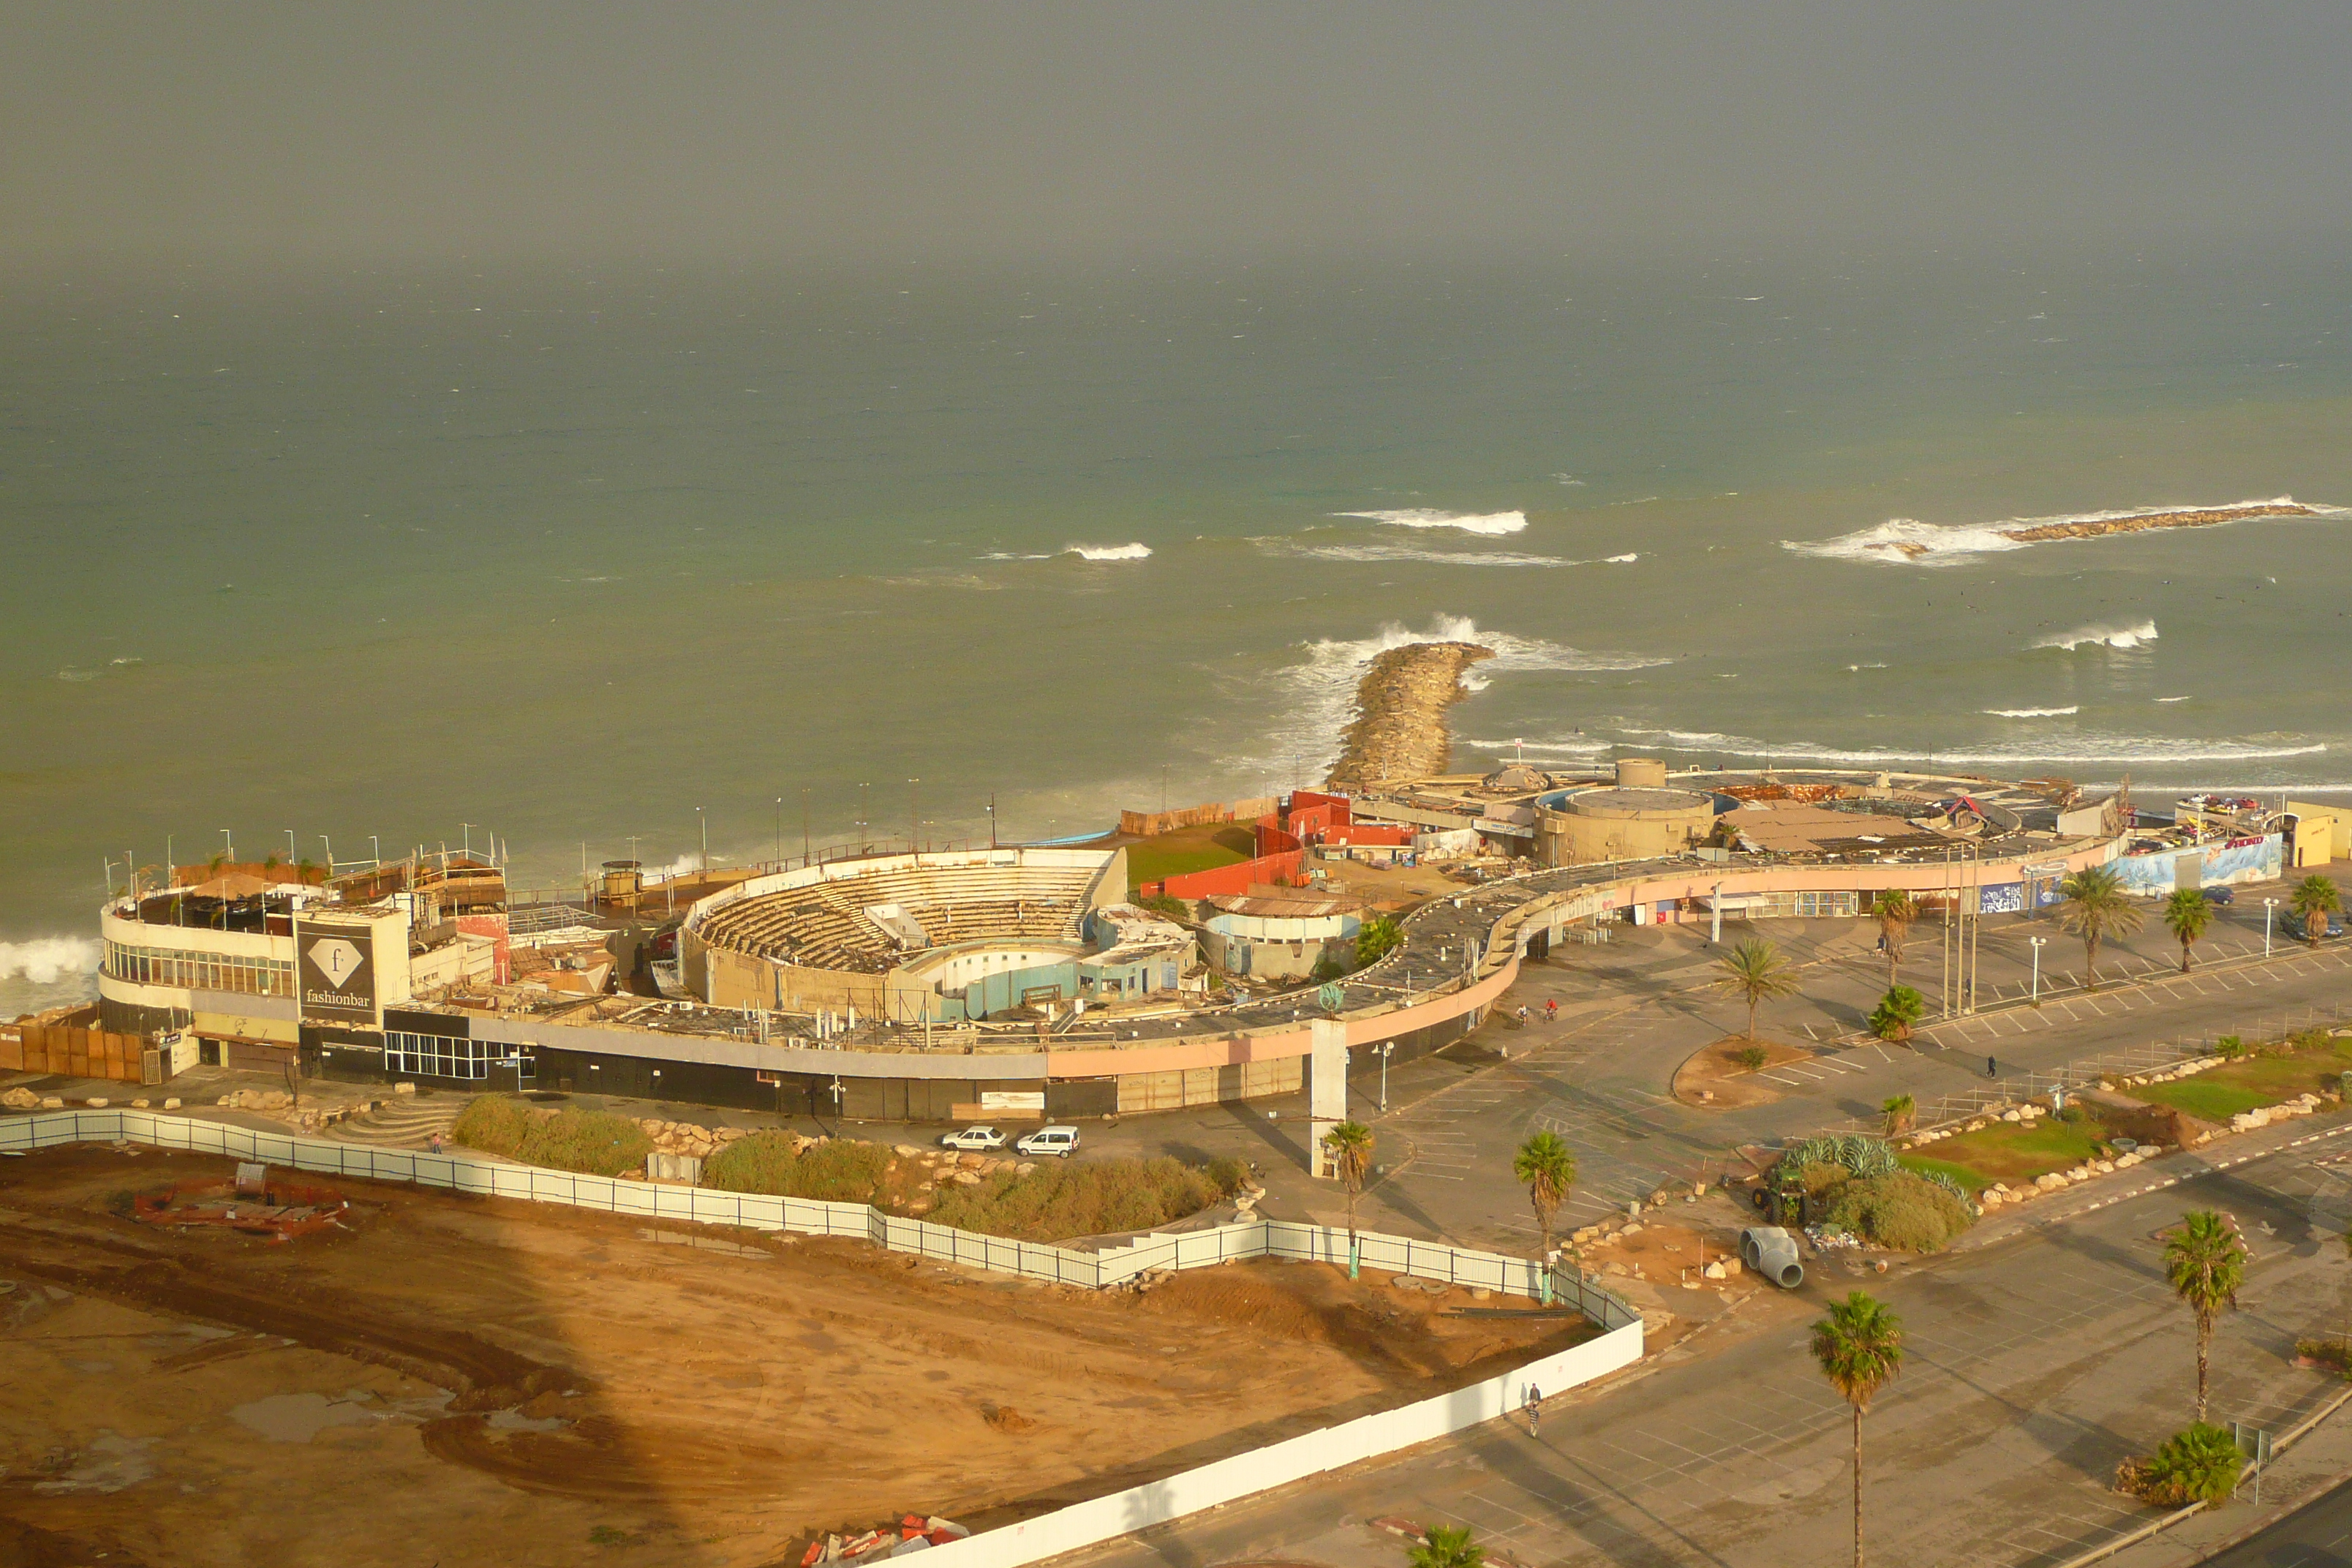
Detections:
[1309, 1018, 1348, 1179]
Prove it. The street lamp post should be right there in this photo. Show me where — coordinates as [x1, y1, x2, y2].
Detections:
[2029, 936, 2046, 1008]
[2265, 897, 2279, 958]
[697, 806, 708, 878]
[1379, 1041, 1395, 1113]
[1710, 881, 1722, 946]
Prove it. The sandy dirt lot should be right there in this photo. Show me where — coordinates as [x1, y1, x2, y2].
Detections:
[0, 1143, 1586, 1568]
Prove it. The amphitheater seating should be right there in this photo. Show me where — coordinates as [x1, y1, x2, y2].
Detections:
[697, 859, 1101, 973]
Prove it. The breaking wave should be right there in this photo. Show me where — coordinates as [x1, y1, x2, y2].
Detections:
[1983, 706, 2081, 717]
[1065, 542, 1152, 562]
[2034, 619, 2157, 651]
[1338, 509, 1529, 537]
[1782, 496, 2337, 568]
[0, 936, 99, 985]
[1254, 540, 1637, 569]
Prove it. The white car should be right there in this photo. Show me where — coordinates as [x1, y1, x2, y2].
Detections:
[939, 1126, 1006, 1151]
[1015, 1125, 1081, 1158]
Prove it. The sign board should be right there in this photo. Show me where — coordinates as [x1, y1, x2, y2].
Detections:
[295, 919, 378, 1023]
[980, 1090, 1046, 1112]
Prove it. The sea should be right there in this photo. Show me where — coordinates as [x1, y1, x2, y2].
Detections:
[5, 247, 2350, 1013]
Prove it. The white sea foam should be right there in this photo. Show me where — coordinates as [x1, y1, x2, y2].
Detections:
[1603, 552, 1639, 563]
[1255, 540, 1632, 569]
[0, 936, 99, 985]
[2156, 696, 2193, 703]
[1476, 726, 2322, 766]
[1338, 509, 1529, 537]
[2034, 619, 2157, 651]
[1065, 542, 1153, 561]
[56, 668, 97, 682]
[1783, 496, 2337, 568]
[1983, 706, 2081, 717]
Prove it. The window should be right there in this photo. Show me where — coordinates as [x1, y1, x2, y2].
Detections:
[384, 1030, 490, 1081]
[105, 941, 293, 998]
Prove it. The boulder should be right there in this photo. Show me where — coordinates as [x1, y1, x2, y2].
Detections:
[2000, 1110, 2023, 1123]
[894, 1145, 922, 1158]
[162, 1097, 180, 1109]
[393, 1082, 417, 1096]
[41, 1097, 64, 1109]
[1, 1088, 39, 1109]
[84, 1097, 108, 1109]
[1703, 1260, 1727, 1281]
[1620, 1223, 1644, 1237]
[950, 1170, 982, 1186]
[1980, 1191, 2004, 1209]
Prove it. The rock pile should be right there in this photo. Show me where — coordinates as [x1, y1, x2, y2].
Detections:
[1976, 1145, 2164, 1210]
[636, 1119, 753, 1160]
[1324, 641, 1495, 789]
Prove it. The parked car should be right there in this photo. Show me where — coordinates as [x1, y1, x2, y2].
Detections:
[939, 1126, 1006, 1151]
[2201, 886, 2235, 905]
[1015, 1125, 1082, 1158]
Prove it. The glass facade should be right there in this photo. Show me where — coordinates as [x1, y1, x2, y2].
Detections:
[105, 941, 294, 998]
[384, 1030, 490, 1081]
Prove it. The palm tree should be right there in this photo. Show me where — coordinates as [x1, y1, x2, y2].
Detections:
[2054, 865, 2144, 992]
[1812, 1290, 1905, 1568]
[1871, 890, 1917, 984]
[2160, 888, 2212, 973]
[2291, 874, 2343, 949]
[1716, 938, 1800, 1042]
[1512, 1131, 1578, 1263]
[1408, 1524, 1484, 1568]
[1881, 1094, 1915, 1137]
[2163, 1210, 2247, 1422]
[1322, 1120, 1375, 1272]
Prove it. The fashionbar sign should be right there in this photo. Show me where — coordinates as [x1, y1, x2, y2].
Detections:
[296, 919, 377, 1022]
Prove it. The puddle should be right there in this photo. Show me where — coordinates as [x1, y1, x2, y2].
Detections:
[486, 1409, 571, 1433]
[633, 1226, 768, 1258]
[34, 1431, 158, 1494]
[229, 1392, 382, 1444]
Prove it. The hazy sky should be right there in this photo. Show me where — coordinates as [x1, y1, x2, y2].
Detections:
[6, 2, 2348, 267]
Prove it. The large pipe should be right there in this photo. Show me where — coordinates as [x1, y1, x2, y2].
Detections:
[1741, 1226, 1805, 1289]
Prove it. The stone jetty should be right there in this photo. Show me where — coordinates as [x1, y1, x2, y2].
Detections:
[1325, 641, 1494, 789]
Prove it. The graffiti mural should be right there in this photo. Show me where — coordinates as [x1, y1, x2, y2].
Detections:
[1978, 882, 2024, 915]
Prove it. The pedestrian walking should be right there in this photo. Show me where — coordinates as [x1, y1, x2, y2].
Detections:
[429, 1131, 445, 1156]
[1986, 1054, 1997, 1079]
[1524, 1383, 1542, 1436]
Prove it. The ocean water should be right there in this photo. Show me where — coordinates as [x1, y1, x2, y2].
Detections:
[6, 249, 2351, 1010]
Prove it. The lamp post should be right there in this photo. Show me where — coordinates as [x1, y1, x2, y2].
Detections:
[697, 806, 708, 878]
[774, 797, 783, 867]
[2265, 897, 2279, 958]
[1379, 1041, 1395, 1113]
[1710, 881, 1722, 946]
[2029, 935, 2046, 1008]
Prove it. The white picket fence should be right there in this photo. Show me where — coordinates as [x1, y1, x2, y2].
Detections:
[0, 1109, 1644, 1565]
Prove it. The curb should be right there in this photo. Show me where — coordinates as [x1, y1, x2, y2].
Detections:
[2044, 1384, 2352, 1568]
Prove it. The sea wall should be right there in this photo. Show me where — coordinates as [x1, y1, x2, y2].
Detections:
[1325, 641, 1495, 789]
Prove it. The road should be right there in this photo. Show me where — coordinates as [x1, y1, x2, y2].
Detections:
[1067, 1112, 2352, 1568]
[2191, 1474, 2352, 1568]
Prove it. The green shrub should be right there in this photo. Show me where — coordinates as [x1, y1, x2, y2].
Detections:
[1868, 984, 1926, 1041]
[1356, 916, 1404, 968]
[1822, 1170, 1974, 1253]
[2133, 1422, 2244, 1509]
[1735, 1046, 1770, 1071]
[451, 1096, 652, 1178]
[924, 1156, 1235, 1242]
[702, 1133, 892, 1201]
[2216, 1035, 2247, 1059]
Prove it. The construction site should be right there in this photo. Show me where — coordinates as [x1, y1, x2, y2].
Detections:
[0, 1142, 1592, 1568]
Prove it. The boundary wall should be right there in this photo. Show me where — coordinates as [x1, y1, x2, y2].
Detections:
[0, 1112, 1640, 1568]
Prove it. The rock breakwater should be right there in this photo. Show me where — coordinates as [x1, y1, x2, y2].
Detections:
[1325, 641, 1494, 789]
[1872, 500, 2317, 559]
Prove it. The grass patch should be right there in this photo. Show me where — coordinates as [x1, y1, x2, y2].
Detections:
[704, 1133, 893, 1201]
[1126, 823, 1256, 893]
[2133, 1039, 2352, 1122]
[1899, 1116, 2108, 1186]
[924, 1155, 1249, 1242]
[1896, 1154, 1993, 1195]
[451, 1096, 652, 1177]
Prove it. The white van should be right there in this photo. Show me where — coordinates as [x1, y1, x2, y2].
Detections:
[1016, 1125, 1082, 1158]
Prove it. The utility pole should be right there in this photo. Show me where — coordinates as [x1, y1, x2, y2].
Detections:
[987, 793, 998, 850]
[910, 777, 921, 862]
[774, 796, 783, 867]
[697, 806, 709, 879]
[802, 787, 811, 866]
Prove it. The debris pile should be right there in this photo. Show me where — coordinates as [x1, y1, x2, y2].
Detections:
[799, 1514, 970, 1564]
[131, 1166, 351, 1242]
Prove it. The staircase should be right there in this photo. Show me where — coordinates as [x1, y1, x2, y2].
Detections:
[332, 1093, 468, 1150]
